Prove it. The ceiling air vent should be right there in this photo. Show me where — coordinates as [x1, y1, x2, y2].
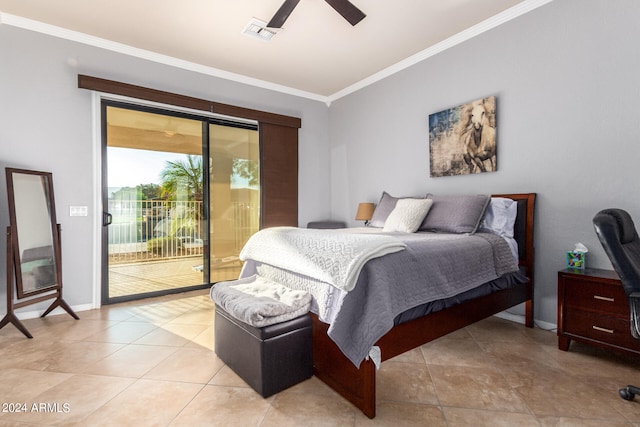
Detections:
[242, 18, 277, 41]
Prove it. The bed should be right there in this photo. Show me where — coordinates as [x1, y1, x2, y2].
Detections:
[239, 192, 535, 418]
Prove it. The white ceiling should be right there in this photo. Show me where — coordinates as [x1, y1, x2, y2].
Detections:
[0, 0, 551, 102]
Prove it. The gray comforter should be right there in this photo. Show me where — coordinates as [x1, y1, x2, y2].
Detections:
[241, 229, 519, 367]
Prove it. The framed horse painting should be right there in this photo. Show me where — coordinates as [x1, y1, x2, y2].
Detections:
[428, 95, 497, 177]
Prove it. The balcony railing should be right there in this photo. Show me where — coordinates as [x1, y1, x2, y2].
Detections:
[107, 200, 257, 264]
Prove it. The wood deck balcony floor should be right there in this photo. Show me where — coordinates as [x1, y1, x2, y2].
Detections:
[108, 256, 241, 298]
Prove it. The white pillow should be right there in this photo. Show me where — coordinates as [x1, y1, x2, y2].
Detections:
[480, 197, 517, 238]
[383, 199, 433, 233]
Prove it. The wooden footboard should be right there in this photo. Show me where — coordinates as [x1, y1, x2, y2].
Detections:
[311, 193, 535, 418]
[311, 315, 377, 418]
[311, 280, 533, 418]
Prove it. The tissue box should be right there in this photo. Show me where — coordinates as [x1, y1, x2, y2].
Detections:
[566, 251, 586, 269]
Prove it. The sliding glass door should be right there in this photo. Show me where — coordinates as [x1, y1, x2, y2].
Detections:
[102, 102, 258, 303]
[209, 123, 260, 282]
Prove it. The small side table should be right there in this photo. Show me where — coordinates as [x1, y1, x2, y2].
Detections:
[557, 267, 640, 356]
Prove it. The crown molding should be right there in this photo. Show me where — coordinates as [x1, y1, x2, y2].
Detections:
[1, 0, 552, 105]
[327, 0, 553, 103]
[0, 11, 327, 103]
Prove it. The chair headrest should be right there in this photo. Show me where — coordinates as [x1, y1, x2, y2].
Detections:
[593, 209, 640, 297]
[594, 209, 638, 244]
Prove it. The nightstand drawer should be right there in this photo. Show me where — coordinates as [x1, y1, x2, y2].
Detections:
[564, 309, 640, 351]
[563, 277, 627, 316]
[557, 268, 640, 356]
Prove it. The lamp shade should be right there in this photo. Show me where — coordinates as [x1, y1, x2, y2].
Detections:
[355, 203, 375, 221]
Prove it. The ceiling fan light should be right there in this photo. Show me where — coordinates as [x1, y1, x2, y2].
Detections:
[243, 18, 277, 41]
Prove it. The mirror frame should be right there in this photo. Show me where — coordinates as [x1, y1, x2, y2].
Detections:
[6, 168, 62, 298]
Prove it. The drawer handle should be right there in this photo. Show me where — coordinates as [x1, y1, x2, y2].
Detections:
[593, 325, 614, 334]
[594, 295, 615, 302]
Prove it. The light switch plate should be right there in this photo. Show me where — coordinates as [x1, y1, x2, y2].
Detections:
[69, 206, 88, 217]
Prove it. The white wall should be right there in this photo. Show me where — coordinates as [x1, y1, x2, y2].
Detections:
[0, 25, 330, 314]
[328, 0, 640, 325]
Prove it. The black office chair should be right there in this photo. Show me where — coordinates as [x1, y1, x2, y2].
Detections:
[593, 208, 640, 401]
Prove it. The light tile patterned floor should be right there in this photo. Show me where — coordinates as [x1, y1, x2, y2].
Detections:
[2, 290, 640, 426]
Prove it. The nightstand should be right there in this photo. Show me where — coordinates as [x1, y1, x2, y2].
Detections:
[306, 221, 346, 229]
[557, 267, 640, 356]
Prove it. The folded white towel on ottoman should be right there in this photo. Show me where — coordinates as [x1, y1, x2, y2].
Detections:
[210, 275, 312, 327]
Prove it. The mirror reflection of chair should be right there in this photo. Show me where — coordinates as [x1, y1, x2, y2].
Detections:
[593, 208, 640, 400]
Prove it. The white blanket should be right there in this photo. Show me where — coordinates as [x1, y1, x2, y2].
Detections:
[239, 227, 406, 292]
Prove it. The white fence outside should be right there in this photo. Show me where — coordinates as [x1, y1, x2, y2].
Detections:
[108, 199, 256, 263]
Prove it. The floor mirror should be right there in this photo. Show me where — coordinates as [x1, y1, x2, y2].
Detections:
[0, 168, 78, 338]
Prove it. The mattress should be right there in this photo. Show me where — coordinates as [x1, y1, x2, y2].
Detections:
[240, 228, 523, 367]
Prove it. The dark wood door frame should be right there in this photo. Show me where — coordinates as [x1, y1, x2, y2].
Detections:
[80, 75, 301, 303]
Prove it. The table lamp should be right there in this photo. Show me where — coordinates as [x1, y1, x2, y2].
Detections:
[355, 202, 375, 226]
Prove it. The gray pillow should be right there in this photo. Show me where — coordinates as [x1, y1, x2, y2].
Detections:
[419, 194, 490, 234]
[369, 191, 425, 228]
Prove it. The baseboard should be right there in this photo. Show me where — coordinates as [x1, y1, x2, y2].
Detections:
[494, 311, 557, 332]
[15, 303, 94, 320]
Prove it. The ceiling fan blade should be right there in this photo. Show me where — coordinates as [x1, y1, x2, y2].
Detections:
[324, 0, 366, 26]
[267, 0, 301, 28]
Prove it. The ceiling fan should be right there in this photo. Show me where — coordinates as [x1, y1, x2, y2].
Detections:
[267, 0, 366, 28]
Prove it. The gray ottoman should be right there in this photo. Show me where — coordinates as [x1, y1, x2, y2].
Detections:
[214, 305, 313, 397]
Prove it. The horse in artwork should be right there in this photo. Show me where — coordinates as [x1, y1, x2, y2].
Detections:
[461, 104, 496, 173]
